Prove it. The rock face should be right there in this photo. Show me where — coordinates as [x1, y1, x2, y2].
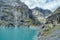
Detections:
[46, 7, 60, 24]
[0, 0, 30, 27]
[32, 7, 51, 18]
[31, 7, 52, 24]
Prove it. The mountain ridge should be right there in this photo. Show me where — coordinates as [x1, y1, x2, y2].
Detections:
[0, 0, 52, 26]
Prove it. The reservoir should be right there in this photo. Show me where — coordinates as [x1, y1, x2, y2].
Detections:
[0, 27, 38, 40]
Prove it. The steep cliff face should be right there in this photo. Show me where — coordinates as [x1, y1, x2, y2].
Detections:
[0, 0, 30, 27]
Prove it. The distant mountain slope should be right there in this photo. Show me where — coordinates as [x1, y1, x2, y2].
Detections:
[31, 7, 52, 23]
[47, 7, 60, 24]
[32, 7, 52, 18]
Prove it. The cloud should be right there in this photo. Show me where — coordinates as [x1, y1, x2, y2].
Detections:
[20, 0, 60, 12]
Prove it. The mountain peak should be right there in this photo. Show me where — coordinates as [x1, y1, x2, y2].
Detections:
[32, 7, 52, 17]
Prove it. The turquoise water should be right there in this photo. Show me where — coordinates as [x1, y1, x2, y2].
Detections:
[0, 27, 38, 40]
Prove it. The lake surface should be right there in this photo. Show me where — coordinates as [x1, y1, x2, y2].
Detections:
[0, 27, 38, 40]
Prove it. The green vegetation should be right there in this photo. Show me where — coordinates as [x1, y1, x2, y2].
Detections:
[43, 25, 53, 36]
[0, 20, 9, 26]
[43, 25, 60, 36]
[25, 18, 37, 26]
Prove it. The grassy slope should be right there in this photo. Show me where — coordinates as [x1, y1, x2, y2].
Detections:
[43, 25, 60, 36]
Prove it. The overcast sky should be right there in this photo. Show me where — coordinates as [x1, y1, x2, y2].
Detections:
[20, 0, 60, 12]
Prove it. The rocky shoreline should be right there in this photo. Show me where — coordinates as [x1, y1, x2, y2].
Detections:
[36, 24, 60, 40]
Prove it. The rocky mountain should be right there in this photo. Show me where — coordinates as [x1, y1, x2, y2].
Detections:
[0, 0, 30, 27]
[0, 0, 52, 27]
[46, 7, 60, 24]
[32, 7, 52, 18]
[37, 7, 60, 40]
[31, 7, 52, 23]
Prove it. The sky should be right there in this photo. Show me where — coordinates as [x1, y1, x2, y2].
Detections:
[20, 0, 60, 12]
